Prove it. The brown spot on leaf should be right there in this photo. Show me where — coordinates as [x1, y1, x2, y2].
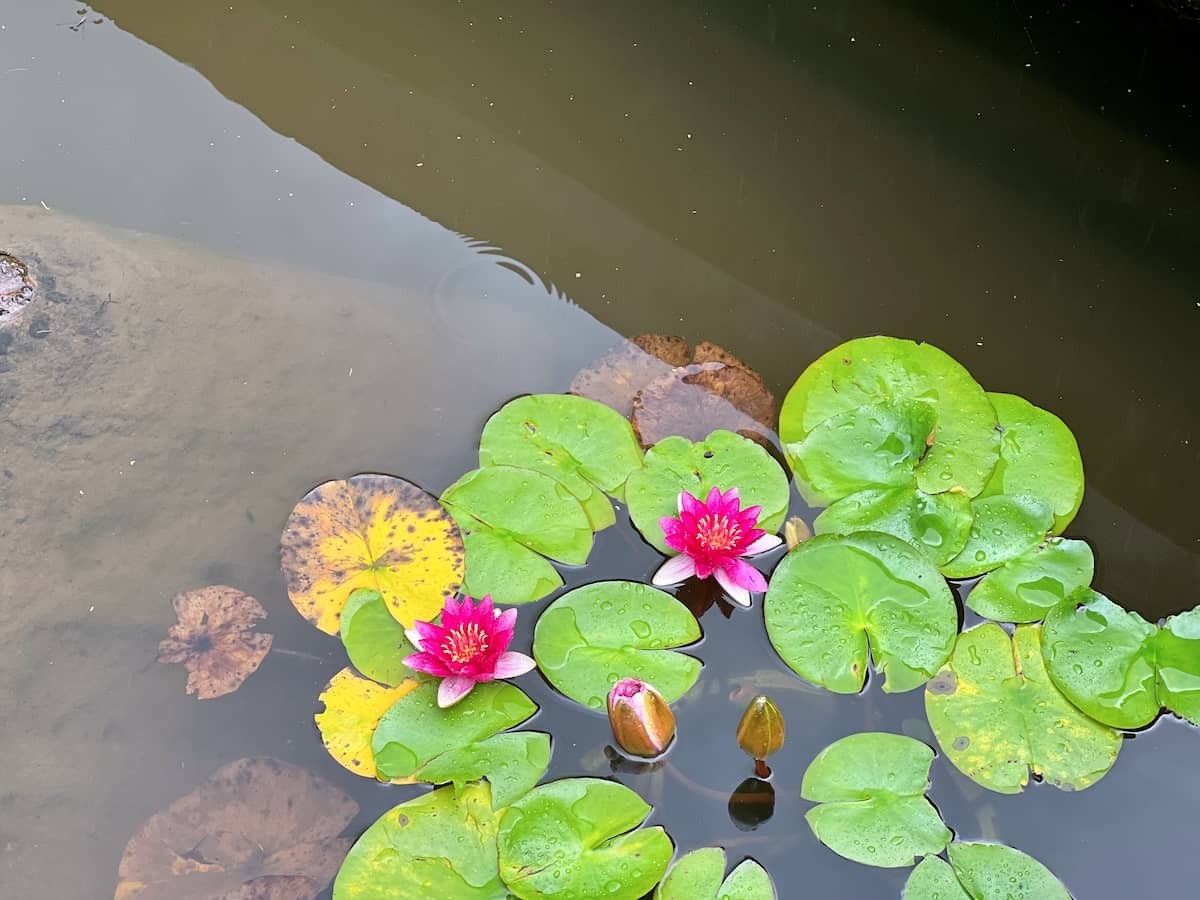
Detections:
[927, 670, 958, 695]
[114, 757, 357, 900]
[157, 586, 272, 700]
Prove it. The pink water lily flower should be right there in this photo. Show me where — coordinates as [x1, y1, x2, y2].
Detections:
[404, 595, 537, 708]
[652, 487, 782, 608]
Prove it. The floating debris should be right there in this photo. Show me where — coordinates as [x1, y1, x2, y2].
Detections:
[157, 585, 273, 699]
[0, 253, 36, 324]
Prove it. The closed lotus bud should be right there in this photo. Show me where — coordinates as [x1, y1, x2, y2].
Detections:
[607, 678, 676, 758]
[736, 695, 785, 762]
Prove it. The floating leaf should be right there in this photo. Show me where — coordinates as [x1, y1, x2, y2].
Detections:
[903, 856, 971, 900]
[371, 680, 546, 807]
[786, 399, 936, 506]
[569, 334, 685, 417]
[157, 585, 272, 699]
[656, 848, 776, 900]
[979, 392, 1084, 534]
[533, 581, 702, 710]
[632, 362, 777, 448]
[442, 466, 592, 604]
[333, 781, 507, 899]
[315, 667, 421, 779]
[779, 337, 999, 497]
[965, 538, 1094, 624]
[281, 474, 464, 633]
[939, 494, 1053, 580]
[497, 777, 673, 900]
[626, 430, 789, 554]
[764, 532, 957, 693]
[946, 842, 1070, 900]
[800, 732, 951, 868]
[117, 758, 357, 900]
[814, 482, 972, 567]
[339, 588, 416, 687]
[1042, 592, 1200, 729]
[925, 623, 1121, 793]
[478, 393, 643, 530]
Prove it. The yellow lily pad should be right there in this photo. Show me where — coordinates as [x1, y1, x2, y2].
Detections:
[281, 473, 464, 633]
[315, 667, 421, 780]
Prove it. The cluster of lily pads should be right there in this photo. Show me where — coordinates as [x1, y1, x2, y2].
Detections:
[278, 335, 1199, 899]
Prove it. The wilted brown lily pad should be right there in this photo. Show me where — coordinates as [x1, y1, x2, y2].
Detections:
[0, 252, 36, 323]
[115, 757, 358, 900]
[631, 361, 778, 448]
[158, 586, 273, 700]
[568, 334, 682, 417]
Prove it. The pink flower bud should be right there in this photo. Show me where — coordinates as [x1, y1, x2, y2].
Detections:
[607, 678, 676, 758]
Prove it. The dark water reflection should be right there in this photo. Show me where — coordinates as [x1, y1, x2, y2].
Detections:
[0, 1, 1196, 897]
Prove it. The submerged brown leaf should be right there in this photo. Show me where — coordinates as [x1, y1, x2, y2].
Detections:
[631, 332, 691, 366]
[115, 757, 358, 900]
[568, 335, 681, 417]
[631, 361, 777, 448]
[157, 586, 273, 700]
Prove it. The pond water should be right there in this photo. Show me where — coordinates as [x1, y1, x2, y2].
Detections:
[0, 1, 1196, 897]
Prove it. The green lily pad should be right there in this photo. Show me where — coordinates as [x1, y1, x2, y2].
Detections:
[371, 680, 547, 806]
[939, 494, 1053, 580]
[1042, 592, 1200, 729]
[946, 842, 1070, 900]
[655, 849, 776, 900]
[903, 856, 971, 900]
[779, 336, 999, 497]
[764, 532, 958, 694]
[497, 777, 673, 900]
[925, 623, 1121, 794]
[800, 732, 952, 868]
[625, 430, 789, 554]
[339, 588, 417, 687]
[966, 539, 1094, 624]
[979, 392, 1084, 534]
[442, 466, 592, 603]
[533, 581, 702, 710]
[333, 780, 508, 899]
[479, 393, 643, 531]
[786, 399, 937, 506]
[814, 483, 973, 567]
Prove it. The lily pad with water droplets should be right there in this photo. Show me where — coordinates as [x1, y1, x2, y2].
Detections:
[946, 842, 1071, 900]
[533, 581, 702, 710]
[800, 732, 952, 868]
[814, 482, 973, 567]
[497, 777, 674, 900]
[925, 623, 1121, 794]
[786, 399, 937, 506]
[939, 493, 1053, 580]
[478, 393, 643, 530]
[1042, 591, 1200, 729]
[903, 855, 971, 899]
[965, 538, 1094, 624]
[655, 848, 776, 900]
[779, 336, 999, 498]
[625, 430, 790, 554]
[764, 532, 958, 694]
[333, 780, 508, 899]
[339, 588, 417, 687]
[371, 680, 547, 806]
[979, 392, 1084, 534]
[441, 465, 593, 604]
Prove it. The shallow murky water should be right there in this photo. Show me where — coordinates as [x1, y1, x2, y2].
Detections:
[0, 2, 1196, 897]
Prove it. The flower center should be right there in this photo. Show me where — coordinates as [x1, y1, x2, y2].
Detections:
[441, 622, 489, 664]
[695, 513, 741, 553]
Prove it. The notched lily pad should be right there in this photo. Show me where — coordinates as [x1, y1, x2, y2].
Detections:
[946, 842, 1071, 900]
[497, 777, 674, 900]
[965, 538, 1094, 624]
[925, 623, 1121, 794]
[632, 361, 777, 448]
[339, 588, 416, 687]
[1042, 591, 1200, 729]
[315, 667, 421, 780]
[903, 855, 970, 900]
[764, 532, 958, 694]
[533, 581, 702, 710]
[116, 757, 357, 900]
[281, 474, 464, 632]
[655, 848, 776, 900]
[801, 732, 951, 868]
[939, 493, 1053, 580]
[157, 585, 273, 700]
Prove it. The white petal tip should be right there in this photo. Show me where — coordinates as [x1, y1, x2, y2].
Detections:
[652, 553, 697, 586]
[745, 533, 784, 555]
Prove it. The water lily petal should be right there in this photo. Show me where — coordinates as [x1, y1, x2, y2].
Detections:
[493, 651, 537, 678]
[652, 553, 697, 585]
[679, 490, 705, 517]
[437, 675, 476, 708]
[494, 607, 518, 633]
[744, 533, 784, 555]
[715, 567, 753, 607]
[404, 627, 424, 649]
[722, 557, 769, 593]
[404, 651, 451, 677]
[705, 486, 724, 509]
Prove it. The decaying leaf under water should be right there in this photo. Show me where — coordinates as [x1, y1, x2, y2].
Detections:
[633, 362, 777, 448]
[157, 585, 273, 700]
[0, 251, 36, 323]
[114, 757, 358, 900]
